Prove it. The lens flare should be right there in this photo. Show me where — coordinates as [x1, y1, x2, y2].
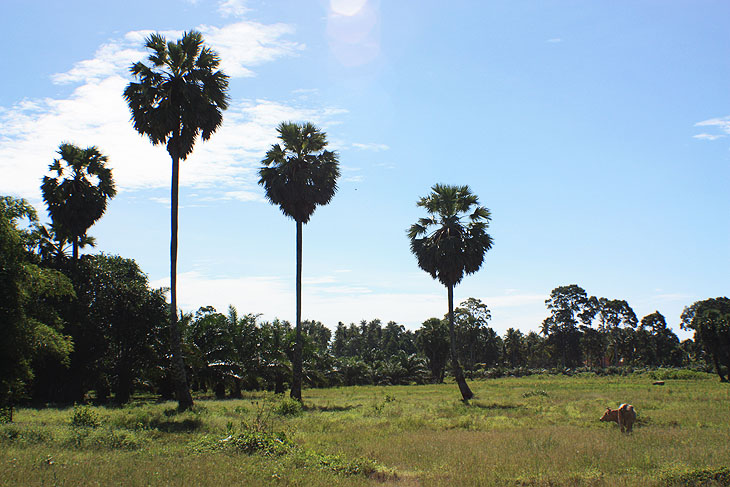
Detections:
[330, 0, 368, 16]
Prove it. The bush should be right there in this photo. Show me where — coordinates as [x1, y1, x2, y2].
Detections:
[219, 430, 294, 456]
[71, 405, 101, 428]
[274, 397, 303, 416]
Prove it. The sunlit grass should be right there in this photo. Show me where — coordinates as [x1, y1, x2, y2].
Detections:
[1, 372, 728, 486]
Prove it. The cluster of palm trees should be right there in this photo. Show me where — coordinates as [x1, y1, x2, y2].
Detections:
[120, 31, 494, 408]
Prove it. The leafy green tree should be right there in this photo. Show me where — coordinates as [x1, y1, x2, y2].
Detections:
[258, 121, 340, 401]
[408, 184, 494, 400]
[542, 285, 593, 367]
[331, 322, 348, 358]
[524, 331, 548, 368]
[0, 197, 74, 417]
[359, 319, 383, 362]
[259, 319, 293, 393]
[681, 298, 730, 382]
[453, 298, 492, 370]
[637, 311, 681, 367]
[302, 320, 332, 352]
[74, 254, 168, 403]
[40, 143, 116, 260]
[503, 328, 526, 368]
[124, 31, 229, 410]
[226, 307, 260, 396]
[580, 326, 607, 367]
[593, 298, 637, 365]
[417, 318, 450, 382]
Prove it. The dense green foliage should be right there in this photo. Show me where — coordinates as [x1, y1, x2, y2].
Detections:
[0, 197, 74, 415]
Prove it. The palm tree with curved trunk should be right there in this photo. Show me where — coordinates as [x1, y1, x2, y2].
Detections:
[408, 184, 493, 401]
[41, 143, 116, 260]
[124, 30, 229, 410]
[259, 121, 340, 401]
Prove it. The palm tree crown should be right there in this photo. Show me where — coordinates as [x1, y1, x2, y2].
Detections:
[123, 30, 229, 160]
[41, 143, 116, 260]
[408, 184, 493, 287]
[259, 122, 340, 223]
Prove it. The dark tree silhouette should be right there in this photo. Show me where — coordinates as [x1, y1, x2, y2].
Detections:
[41, 143, 116, 260]
[124, 30, 229, 410]
[258, 121, 340, 401]
[408, 184, 493, 400]
[682, 297, 730, 382]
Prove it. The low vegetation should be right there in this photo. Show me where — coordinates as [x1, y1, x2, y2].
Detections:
[1, 373, 728, 486]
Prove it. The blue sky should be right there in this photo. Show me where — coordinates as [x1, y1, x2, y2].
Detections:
[2, 0, 728, 338]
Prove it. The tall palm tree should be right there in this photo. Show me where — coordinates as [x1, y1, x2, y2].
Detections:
[123, 30, 229, 410]
[41, 143, 116, 260]
[408, 184, 493, 401]
[258, 121, 340, 401]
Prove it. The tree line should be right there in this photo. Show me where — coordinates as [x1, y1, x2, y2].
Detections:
[1, 195, 727, 412]
[2, 30, 728, 417]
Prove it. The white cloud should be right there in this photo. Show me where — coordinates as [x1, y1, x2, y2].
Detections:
[0, 22, 343, 205]
[694, 116, 730, 140]
[352, 142, 389, 151]
[218, 0, 249, 18]
[200, 22, 304, 78]
[547, 38, 563, 43]
[693, 133, 725, 141]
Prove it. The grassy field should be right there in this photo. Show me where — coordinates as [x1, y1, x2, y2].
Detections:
[1, 370, 729, 486]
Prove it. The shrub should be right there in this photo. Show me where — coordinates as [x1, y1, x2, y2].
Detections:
[219, 430, 294, 456]
[71, 405, 101, 428]
[274, 397, 303, 416]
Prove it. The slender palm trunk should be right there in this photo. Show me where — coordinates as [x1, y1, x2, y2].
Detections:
[72, 237, 79, 260]
[291, 220, 303, 401]
[170, 155, 194, 410]
[448, 284, 473, 401]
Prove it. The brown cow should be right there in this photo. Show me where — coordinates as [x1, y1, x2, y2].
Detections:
[600, 403, 636, 433]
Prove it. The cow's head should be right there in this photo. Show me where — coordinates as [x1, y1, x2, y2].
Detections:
[599, 407, 615, 422]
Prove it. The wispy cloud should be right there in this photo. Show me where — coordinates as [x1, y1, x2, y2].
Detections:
[694, 116, 730, 140]
[352, 142, 389, 151]
[693, 133, 725, 141]
[547, 38, 563, 43]
[218, 0, 249, 18]
[0, 21, 343, 204]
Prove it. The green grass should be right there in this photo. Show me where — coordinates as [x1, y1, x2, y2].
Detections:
[1, 372, 728, 486]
